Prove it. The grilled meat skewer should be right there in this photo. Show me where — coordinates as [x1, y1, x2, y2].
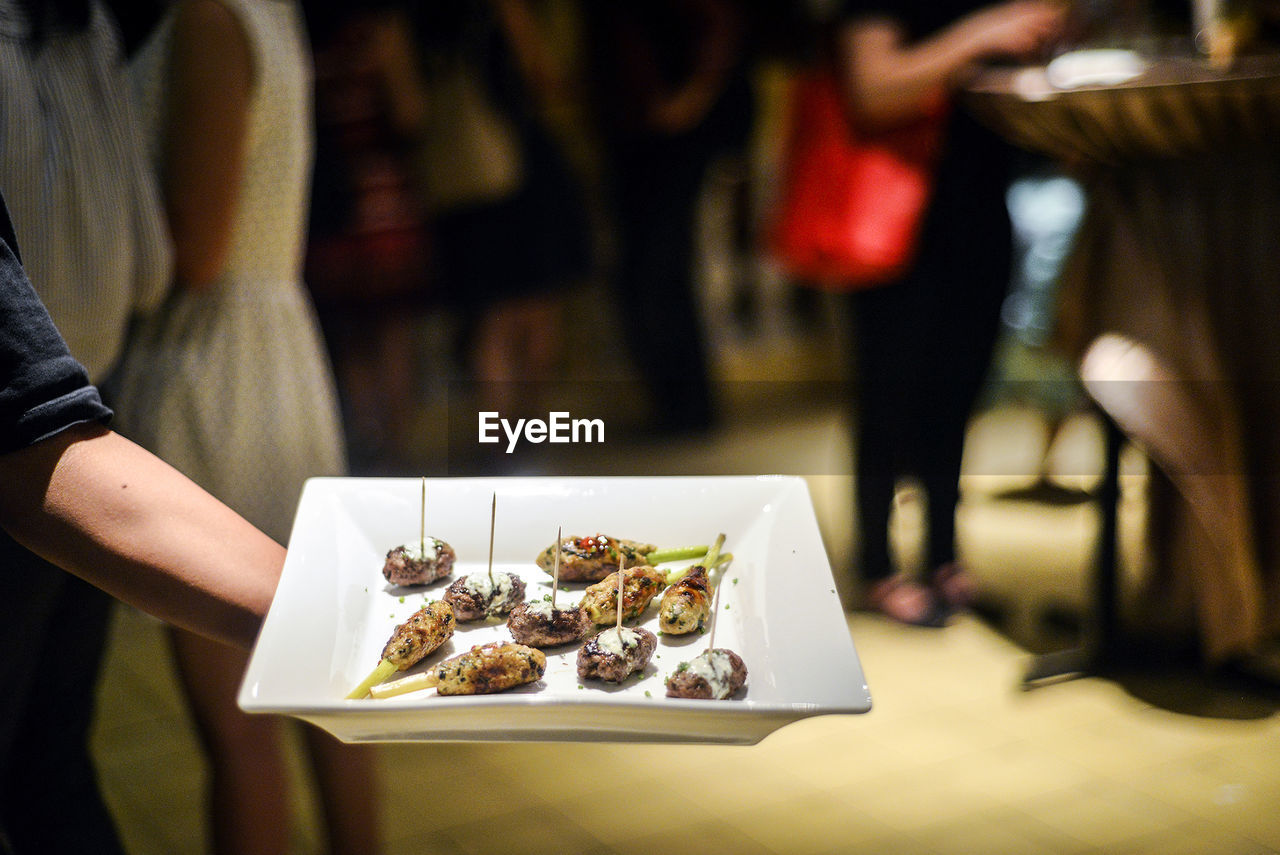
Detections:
[382, 538, 455, 587]
[382, 600, 456, 665]
[346, 600, 456, 698]
[580, 564, 666, 625]
[434, 641, 546, 695]
[370, 641, 547, 697]
[659, 534, 727, 635]
[535, 534, 656, 583]
[665, 648, 747, 699]
[659, 565, 712, 635]
[443, 571, 526, 621]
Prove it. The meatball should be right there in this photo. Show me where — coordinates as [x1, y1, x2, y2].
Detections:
[664, 648, 747, 700]
[382, 538, 455, 586]
[577, 626, 657, 683]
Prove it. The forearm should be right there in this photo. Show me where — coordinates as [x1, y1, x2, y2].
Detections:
[0, 425, 284, 649]
[840, 3, 1065, 129]
[838, 19, 978, 128]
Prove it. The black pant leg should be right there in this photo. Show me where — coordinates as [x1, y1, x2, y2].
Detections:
[849, 282, 926, 582]
[611, 142, 717, 432]
[0, 552, 124, 855]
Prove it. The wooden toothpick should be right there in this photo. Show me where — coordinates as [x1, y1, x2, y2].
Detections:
[419, 477, 426, 556]
[616, 555, 626, 633]
[487, 492, 496, 585]
[551, 525, 562, 610]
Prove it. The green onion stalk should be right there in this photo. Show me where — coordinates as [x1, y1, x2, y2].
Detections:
[663, 533, 728, 586]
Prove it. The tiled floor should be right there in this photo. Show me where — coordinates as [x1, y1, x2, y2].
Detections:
[90, 389, 1280, 855]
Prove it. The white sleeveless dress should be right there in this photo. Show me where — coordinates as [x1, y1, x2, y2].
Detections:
[109, 0, 346, 544]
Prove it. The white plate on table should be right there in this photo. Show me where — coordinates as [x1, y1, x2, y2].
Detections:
[1046, 49, 1148, 89]
[238, 476, 871, 744]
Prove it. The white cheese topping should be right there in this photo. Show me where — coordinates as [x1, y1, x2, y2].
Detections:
[595, 626, 640, 657]
[490, 573, 518, 609]
[462, 572, 495, 600]
[687, 649, 736, 699]
[524, 599, 562, 619]
[463, 572, 517, 611]
[399, 539, 439, 562]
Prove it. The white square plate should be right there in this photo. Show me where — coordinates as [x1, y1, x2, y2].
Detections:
[238, 476, 871, 744]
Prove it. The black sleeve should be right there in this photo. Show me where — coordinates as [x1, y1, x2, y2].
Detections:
[0, 194, 112, 455]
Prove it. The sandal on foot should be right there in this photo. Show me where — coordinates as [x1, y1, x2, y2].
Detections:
[932, 562, 977, 610]
[864, 577, 945, 627]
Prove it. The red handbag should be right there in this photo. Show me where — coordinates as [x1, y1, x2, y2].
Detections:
[768, 67, 947, 290]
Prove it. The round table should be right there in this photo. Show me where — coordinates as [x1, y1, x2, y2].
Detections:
[966, 52, 1280, 671]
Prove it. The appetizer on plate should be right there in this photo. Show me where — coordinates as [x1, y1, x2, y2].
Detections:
[443, 492, 525, 620]
[665, 648, 747, 699]
[659, 534, 728, 635]
[383, 478, 455, 586]
[509, 525, 590, 647]
[347, 600, 456, 698]
[660, 565, 711, 634]
[443, 571, 526, 621]
[382, 538, 455, 586]
[371, 641, 547, 697]
[535, 534, 656, 583]
[507, 597, 592, 647]
[577, 625, 657, 683]
[580, 564, 666, 625]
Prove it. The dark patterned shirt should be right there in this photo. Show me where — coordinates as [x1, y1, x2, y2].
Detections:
[0, 193, 111, 456]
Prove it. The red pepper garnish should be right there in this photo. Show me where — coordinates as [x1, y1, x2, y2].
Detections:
[573, 534, 614, 557]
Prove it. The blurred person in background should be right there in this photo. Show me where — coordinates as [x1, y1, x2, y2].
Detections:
[305, 3, 432, 472]
[104, 0, 380, 852]
[581, 0, 756, 435]
[397, 0, 592, 421]
[0, 0, 172, 850]
[836, 0, 1066, 625]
